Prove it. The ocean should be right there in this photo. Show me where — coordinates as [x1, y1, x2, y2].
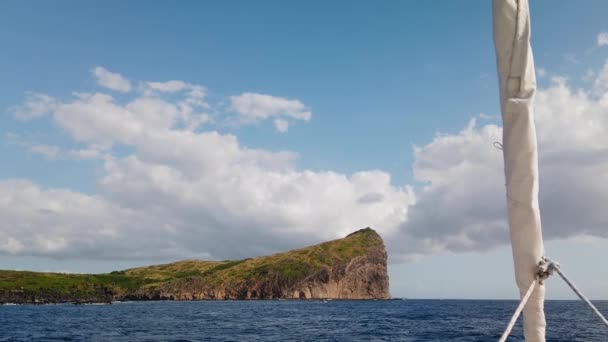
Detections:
[1, 300, 606, 341]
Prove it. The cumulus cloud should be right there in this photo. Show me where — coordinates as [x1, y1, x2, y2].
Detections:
[0, 140, 411, 260]
[93, 66, 132, 92]
[395, 61, 608, 259]
[0, 179, 189, 259]
[5, 59, 608, 263]
[229, 92, 312, 132]
[3, 71, 410, 261]
[598, 32, 608, 47]
[141, 81, 210, 130]
[31, 88, 210, 147]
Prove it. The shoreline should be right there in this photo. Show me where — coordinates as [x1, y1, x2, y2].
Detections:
[1, 297, 401, 306]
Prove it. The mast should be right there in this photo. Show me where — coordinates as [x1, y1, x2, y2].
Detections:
[492, 1, 546, 341]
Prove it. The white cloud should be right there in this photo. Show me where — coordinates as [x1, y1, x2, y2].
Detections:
[4, 73, 411, 261]
[93, 66, 132, 93]
[598, 32, 608, 47]
[537, 67, 547, 78]
[0, 146, 411, 260]
[6, 60, 608, 263]
[0, 179, 179, 259]
[42, 91, 210, 146]
[397, 63, 608, 258]
[142, 81, 208, 106]
[274, 119, 289, 133]
[53, 92, 144, 145]
[146, 80, 188, 93]
[11, 92, 57, 120]
[140, 81, 210, 130]
[229, 92, 312, 131]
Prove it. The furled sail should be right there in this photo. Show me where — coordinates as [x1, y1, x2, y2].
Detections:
[492, 0, 546, 341]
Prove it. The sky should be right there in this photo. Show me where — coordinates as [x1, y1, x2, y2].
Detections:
[1, 1, 608, 299]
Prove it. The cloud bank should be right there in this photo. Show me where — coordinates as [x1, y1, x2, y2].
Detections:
[3, 58, 608, 263]
[3, 71, 409, 260]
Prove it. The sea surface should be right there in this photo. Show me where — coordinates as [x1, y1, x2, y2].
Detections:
[1, 300, 606, 341]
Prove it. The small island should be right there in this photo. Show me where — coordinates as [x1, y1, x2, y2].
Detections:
[0, 228, 389, 304]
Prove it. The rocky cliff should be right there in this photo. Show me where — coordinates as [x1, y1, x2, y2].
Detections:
[0, 228, 389, 303]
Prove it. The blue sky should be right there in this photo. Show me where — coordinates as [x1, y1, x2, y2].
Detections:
[1, 1, 608, 299]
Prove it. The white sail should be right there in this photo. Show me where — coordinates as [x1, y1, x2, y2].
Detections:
[492, 1, 546, 341]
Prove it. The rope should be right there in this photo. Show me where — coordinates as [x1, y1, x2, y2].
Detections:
[498, 277, 538, 342]
[498, 257, 608, 341]
[544, 257, 608, 329]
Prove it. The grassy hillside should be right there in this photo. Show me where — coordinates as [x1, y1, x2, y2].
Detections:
[0, 227, 383, 303]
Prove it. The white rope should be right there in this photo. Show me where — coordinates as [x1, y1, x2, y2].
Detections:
[544, 257, 608, 329]
[498, 257, 608, 341]
[498, 277, 538, 342]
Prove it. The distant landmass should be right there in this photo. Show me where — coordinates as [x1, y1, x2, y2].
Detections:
[0, 228, 389, 304]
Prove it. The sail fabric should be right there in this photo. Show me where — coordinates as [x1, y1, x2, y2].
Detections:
[492, 0, 546, 341]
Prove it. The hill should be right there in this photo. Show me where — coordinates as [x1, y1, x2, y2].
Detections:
[0, 227, 389, 303]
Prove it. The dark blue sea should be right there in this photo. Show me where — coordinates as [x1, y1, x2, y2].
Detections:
[1, 300, 606, 341]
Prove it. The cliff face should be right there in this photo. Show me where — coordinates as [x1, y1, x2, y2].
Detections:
[0, 228, 390, 303]
[143, 228, 389, 300]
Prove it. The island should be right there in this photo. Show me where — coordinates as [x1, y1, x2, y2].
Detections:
[0, 227, 389, 304]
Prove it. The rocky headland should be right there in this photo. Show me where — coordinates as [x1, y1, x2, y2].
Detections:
[0, 227, 389, 304]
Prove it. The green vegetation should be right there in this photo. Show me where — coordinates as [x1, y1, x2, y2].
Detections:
[0, 227, 382, 303]
[0, 271, 148, 292]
